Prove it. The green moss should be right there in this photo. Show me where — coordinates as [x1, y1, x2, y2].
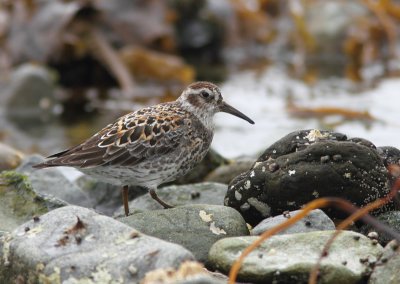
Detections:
[0, 171, 48, 220]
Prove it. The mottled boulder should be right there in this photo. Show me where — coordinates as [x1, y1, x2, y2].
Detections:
[225, 130, 391, 225]
[0, 171, 66, 232]
[117, 182, 227, 214]
[377, 146, 400, 166]
[208, 230, 383, 284]
[0, 206, 194, 283]
[251, 209, 335, 236]
[369, 240, 400, 284]
[118, 204, 249, 262]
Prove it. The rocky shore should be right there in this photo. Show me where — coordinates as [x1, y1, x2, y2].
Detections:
[1, 129, 400, 283]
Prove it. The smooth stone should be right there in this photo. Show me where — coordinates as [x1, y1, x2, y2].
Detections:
[0, 171, 66, 232]
[5, 63, 55, 115]
[205, 160, 254, 184]
[251, 209, 335, 236]
[142, 261, 226, 284]
[208, 230, 383, 283]
[0, 206, 194, 283]
[118, 182, 228, 214]
[16, 154, 93, 208]
[0, 143, 24, 171]
[360, 211, 400, 245]
[118, 204, 249, 262]
[369, 240, 400, 284]
[226, 129, 392, 225]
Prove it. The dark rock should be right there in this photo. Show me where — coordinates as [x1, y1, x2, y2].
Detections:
[118, 204, 249, 262]
[360, 211, 400, 245]
[0, 143, 24, 171]
[0, 206, 194, 283]
[0, 171, 66, 232]
[17, 154, 93, 207]
[117, 182, 227, 214]
[205, 160, 254, 184]
[225, 130, 391, 225]
[369, 240, 400, 284]
[377, 146, 400, 166]
[208, 230, 383, 283]
[251, 209, 335, 236]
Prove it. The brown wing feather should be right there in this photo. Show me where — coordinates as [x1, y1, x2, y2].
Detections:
[33, 104, 188, 169]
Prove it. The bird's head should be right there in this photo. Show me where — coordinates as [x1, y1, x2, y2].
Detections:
[178, 81, 254, 129]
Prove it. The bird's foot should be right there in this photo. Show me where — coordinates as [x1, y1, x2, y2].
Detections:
[149, 189, 174, 209]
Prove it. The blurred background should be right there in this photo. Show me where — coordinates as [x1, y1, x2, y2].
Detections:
[0, 0, 399, 159]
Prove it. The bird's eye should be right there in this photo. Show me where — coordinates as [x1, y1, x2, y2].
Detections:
[200, 91, 210, 98]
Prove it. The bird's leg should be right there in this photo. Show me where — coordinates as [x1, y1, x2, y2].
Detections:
[149, 189, 174, 209]
[122, 185, 129, 216]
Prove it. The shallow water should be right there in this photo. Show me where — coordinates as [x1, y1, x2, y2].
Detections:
[1, 65, 400, 160]
[213, 67, 400, 158]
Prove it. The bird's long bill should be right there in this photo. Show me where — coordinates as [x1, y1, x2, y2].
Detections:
[219, 102, 255, 124]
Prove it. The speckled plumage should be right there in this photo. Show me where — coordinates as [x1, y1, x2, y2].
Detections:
[34, 81, 254, 214]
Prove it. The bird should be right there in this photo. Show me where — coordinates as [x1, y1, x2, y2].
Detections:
[33, 81, 254, 216]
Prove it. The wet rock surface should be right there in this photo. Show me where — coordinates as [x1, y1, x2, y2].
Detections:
[0, 170, 66, 232]
[369, 240, 400, 284]
[120, 182, 227, 213]
[118, 204, 249, 262]
[225, 129, 392, 225]
[0, 206, 194, 283]
[251, 209, 335, 236]
[208, 230, 383, 284]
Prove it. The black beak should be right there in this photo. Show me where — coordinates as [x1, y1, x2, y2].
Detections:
[219, 101, 255, 124]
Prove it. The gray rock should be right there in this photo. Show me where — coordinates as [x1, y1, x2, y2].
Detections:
[118, 204, 249, 262]
[0, 206, 194, 283]
[5, 64, 55, 115]
[0, 142, 24, 171]
[205, 160, 254, 184]
[119, 182, 228, 214]
[208, 230, 383, 283]
[226, 130, 392, 225]
[369, 240, 400, 284]
[0, 170, 66, 232]
[251, 209, 335, 236]
[141, 261, 226, 284]
[17, 154, 93, 207]
[360, 211, 400, 245]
